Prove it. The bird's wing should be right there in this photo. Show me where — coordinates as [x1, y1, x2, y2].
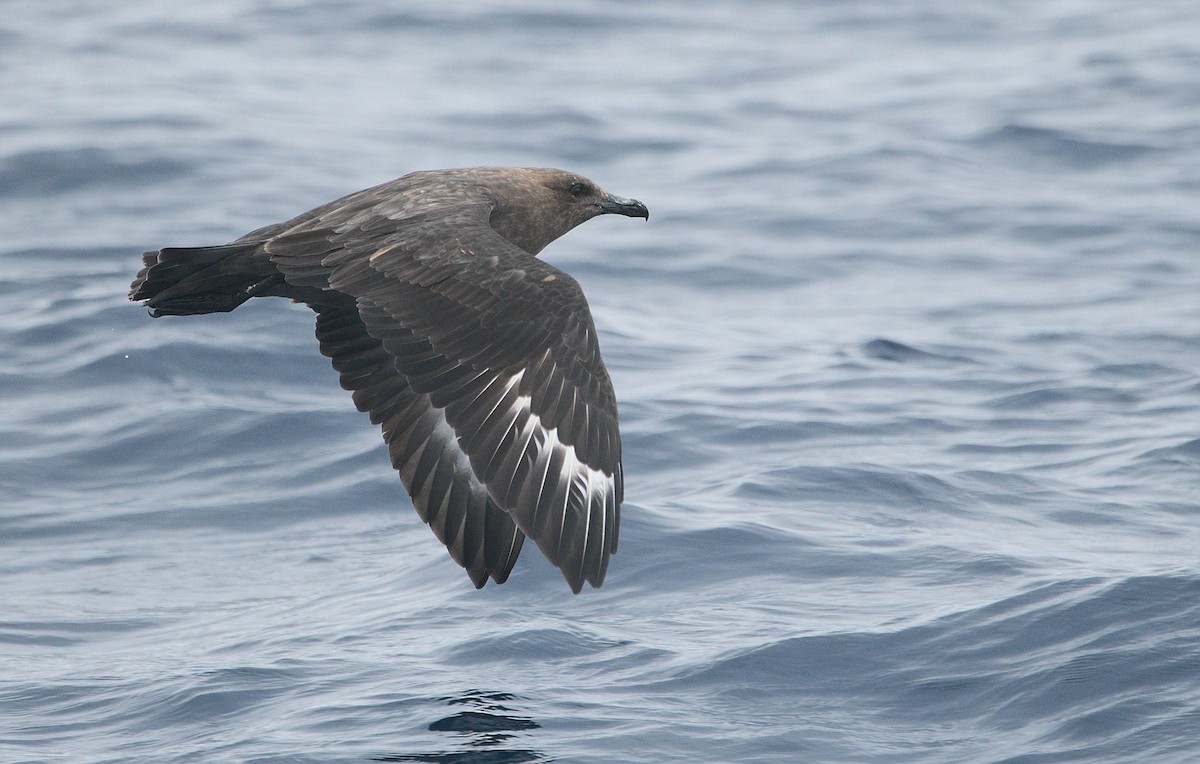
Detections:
[269, 205, 621, 592]
[314, 304, 524, 587]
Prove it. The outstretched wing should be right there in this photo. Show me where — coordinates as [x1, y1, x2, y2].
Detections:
[272, 205, 621, 592]
[314, 305, 524, 587]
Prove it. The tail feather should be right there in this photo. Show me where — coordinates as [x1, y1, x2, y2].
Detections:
[129, 242, 270, 316]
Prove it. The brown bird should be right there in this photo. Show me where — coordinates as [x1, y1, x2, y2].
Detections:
[129, 167, 648, 593]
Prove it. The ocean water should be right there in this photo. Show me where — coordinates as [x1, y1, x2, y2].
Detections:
[3, 1, 1200, 761]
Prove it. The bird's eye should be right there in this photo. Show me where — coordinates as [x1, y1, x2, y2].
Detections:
[569, 182, 586, 198]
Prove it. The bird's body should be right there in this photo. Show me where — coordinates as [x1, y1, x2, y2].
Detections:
[130, 167, 647, 592]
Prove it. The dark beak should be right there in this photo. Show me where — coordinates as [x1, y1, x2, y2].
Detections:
[598, 193, 649, 220]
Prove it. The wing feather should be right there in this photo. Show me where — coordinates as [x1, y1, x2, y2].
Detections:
[314, 306, 524, 587]
[286, 199, 620, 591]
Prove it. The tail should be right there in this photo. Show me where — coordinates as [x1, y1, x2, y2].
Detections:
[129, 243, 282, 317]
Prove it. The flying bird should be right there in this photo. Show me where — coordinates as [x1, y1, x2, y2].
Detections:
[129, 167, 647, 593]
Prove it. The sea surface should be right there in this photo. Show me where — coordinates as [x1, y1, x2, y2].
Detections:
[3, 1, 1200, 762]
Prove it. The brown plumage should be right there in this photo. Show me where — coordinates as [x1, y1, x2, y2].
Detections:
[129, 167, 648, 592]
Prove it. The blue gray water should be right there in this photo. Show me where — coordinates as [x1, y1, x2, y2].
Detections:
[3, 1, 1200, 761]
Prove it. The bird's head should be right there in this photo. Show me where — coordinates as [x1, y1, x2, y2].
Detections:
[480, 167, 648, 255]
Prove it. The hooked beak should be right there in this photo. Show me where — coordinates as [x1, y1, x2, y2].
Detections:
[598, 193, 649, 220]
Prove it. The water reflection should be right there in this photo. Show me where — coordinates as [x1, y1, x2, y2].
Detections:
[375, 691, 542, 763]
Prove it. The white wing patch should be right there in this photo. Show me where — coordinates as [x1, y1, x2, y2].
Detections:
[541, 411, 608, 528]
[458, 368, 615, 586]
[517, 393, 615, 584]
[519, 394, 613, 497]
